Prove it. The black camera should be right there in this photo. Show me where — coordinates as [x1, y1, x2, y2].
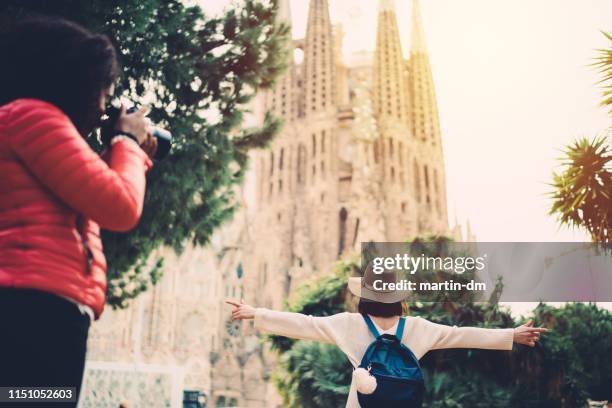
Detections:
[101, 105, 172, 160]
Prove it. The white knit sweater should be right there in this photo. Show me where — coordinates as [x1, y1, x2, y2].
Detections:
[254, 308, 515, 408]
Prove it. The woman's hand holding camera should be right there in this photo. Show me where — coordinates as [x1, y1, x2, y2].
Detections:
[114, 104, 157, 158]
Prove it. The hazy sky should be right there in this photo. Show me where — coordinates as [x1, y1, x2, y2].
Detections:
[202, 0, 612, 242]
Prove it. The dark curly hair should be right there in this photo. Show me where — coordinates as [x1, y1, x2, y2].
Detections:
[0, 16, 117, 136]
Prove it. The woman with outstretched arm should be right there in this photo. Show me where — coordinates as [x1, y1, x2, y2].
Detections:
[226, 267, 547, 408]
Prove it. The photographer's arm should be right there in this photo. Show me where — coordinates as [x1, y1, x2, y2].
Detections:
[8, 99, 152, 231]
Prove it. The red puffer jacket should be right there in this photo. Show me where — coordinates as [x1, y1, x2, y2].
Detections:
[0, 99, 152, 318]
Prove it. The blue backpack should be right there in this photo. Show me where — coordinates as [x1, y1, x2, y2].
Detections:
[357, 314, 425, 408]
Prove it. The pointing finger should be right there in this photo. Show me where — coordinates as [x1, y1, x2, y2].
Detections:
[528, 327, 549, 333]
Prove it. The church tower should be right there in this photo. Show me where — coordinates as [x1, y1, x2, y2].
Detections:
[211, 0, 451, 405]
[304, 0, 335, 115]
[406, 0, 441, 145]
[373, 0, 408, 123]
[370, 0, 418, 241]
[405, 0, 449, 230]
[263, 0, 294, 122]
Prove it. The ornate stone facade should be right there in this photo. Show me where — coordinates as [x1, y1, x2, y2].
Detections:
[212, 0, 454, 406]
[82, 1, 469, 406]
[83, 244, 226, 406]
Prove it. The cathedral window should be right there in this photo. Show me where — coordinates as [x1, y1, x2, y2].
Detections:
[424, 164, 430, 190]
[270, 151, 274, 176]
[297, 144, 306, 184]
[279, 148, 284, 170]
[321, 131, 326, 153]
[278, 179, 283, 193]
[338, 208, 348, 256]
[391, 166, 395, 182]
[321, 160, 325, 177]
[312, 134, 317, 157]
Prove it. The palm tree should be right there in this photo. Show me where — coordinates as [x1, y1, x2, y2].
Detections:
[549, 32, 612, 243]
[549, 136, 611, 243]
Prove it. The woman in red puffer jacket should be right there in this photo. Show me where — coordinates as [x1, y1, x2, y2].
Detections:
[0, 17, 156, 404]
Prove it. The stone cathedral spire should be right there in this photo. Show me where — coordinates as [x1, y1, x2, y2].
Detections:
[263, 0, 294, 122]
[406, 0, 449, 230]
[373, 0, 408, 123]
[406, 0, 441, 145]
[304, 0, 335, 115]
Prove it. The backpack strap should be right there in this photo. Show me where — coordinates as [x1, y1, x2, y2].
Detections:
[395, 317, 406, 341]
[362, 314, 380, 338]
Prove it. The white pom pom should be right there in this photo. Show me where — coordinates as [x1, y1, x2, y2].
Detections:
[353, 367, 377, 394]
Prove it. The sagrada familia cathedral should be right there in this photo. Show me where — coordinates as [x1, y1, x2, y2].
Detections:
[80, 0, 473, 406]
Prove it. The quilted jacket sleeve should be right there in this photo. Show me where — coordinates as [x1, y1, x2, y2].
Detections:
[8, 99, 153, 231]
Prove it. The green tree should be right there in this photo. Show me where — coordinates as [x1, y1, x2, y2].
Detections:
[0, 0, 290, 307]
[549, 32, 612, 244]
[548, 136, 611, 243]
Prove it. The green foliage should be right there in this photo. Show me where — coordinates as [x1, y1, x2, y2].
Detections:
[531, 302, 612, 403]
[264, 237, 612, 407]
[0, 0, 290, 307]
[548, 33, 612, 244]
[548, 135, 611, 243]
[424, 368, 514, 408]
[272, 341, 352, 408]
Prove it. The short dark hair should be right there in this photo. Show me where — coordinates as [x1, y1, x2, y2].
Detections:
[357, 298, 408, 317]
[0, 16, 117, 136]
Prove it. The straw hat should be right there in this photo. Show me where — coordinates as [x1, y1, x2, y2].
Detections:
[348, 261, 407, 303]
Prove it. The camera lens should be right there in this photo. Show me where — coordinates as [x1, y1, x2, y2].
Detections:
[152, 128, 172, 160]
